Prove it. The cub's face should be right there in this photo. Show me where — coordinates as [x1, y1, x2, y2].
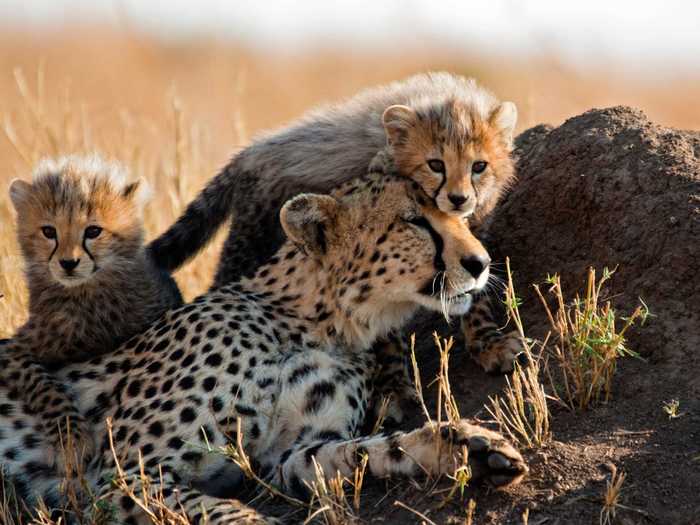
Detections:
[281, 175, 491, 319]
[9, 164, 147, 288]
[382, 99, 517, 219]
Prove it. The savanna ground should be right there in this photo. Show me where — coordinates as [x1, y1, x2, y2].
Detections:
[1, 28, 699, 524]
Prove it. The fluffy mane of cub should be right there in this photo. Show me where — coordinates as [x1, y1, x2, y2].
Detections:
[8, 155, 181, 364]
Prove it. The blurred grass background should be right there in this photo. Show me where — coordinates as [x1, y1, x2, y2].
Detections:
[1, 27, 699, 336]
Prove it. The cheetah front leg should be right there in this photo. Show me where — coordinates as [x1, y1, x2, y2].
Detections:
[462, 294, 526, 373]
[97, 465, 276, 525]
[275, 419, 527, 498]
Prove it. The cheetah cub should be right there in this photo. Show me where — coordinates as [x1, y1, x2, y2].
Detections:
[2, 155, 181, 473]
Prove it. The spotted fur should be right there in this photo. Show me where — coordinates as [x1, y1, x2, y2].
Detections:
[2, 156, 182, 479]
[0, 173, 526, 524]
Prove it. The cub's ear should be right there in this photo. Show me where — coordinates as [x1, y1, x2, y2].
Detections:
[8, 179, 33, 213]
[489, 101, 518, 149]
[121, 177, 152, 212]
[382, 105, 417, 146]
[280, 193, 339, 257]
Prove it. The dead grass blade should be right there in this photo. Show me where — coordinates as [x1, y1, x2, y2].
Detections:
[304, 458, 358, 525]
[107, 418, 192, 525]
[486, 258, 551, 449]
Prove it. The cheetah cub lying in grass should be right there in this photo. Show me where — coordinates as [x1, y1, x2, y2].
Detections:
[0, 172, 527, 524]
[1, 155, 181, 475]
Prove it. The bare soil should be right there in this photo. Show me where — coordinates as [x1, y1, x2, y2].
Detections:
[259, 107, 700, 524]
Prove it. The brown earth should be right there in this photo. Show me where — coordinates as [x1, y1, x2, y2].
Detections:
[255, 107, 700, 524]
[480, 106, 700, 524]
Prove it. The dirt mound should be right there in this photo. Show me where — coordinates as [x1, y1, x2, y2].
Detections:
[490, 106, 700, 368]
[473, 107, 700, 524]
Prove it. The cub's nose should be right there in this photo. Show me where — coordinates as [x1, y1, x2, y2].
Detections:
[460, 255, 490, 279]
[448, 194, 468, 207]
[59, 258, 80, 272]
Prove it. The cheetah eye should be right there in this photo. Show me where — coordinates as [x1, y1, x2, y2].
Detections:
[41, 226, 57, 239]
[84, 226, 103, 239]
[427, 159, 445, 173]
[471, 161, 488, 175]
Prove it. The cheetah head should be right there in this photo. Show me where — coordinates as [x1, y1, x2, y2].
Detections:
[279, 173, 490, 338]
[382, 97, 517, 218]
[9, 155, 149, 288]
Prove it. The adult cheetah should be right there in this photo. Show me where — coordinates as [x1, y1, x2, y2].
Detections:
[0, 173, 527, 523]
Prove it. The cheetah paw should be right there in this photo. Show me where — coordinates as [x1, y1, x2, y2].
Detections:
[471, 330, 527, 374]
[440, 422, 528, 488]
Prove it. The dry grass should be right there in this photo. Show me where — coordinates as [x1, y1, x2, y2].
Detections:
[535, 267, 650, 411]
[487, 258, 552, 449]
[304, 459, 359, 525]
[105, 418, 194, 525]
[599, 467, 626, 525]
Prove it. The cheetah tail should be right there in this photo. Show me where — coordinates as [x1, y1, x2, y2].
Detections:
[147, 157, 243, 273]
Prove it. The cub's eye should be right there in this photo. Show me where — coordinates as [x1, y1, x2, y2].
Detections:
[471, 161, 488, 174]
[427, 159, 445, 173]
[41, 226, 57, 239]
[84, 226, 103, 239]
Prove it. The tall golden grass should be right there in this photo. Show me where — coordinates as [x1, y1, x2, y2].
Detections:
[1, 27, 699, 337]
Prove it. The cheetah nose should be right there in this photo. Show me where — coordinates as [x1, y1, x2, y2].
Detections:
[460, 255, 490, 279]
[59, 258, 80, 272]
[448, 194, 468, 207]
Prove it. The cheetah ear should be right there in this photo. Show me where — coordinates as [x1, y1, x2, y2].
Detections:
[280, 193, 339, 257]
[8, 179, 33, 213]
[382, 105, 416, 146]
[490, 102, 518, 149]
[121, 178, 152, 212]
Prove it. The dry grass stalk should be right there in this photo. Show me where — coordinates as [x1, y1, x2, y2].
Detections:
[521, 507, 529, 525]
[370, 396, 391, 435]
[221, 418, 305, 508]
[599, 468, 626, 525]
[433, 333, 460, 427]
[304, 458, 358, 525]
[107, 418, 193, 525]
[486, 258, 551, 449]
[393, 500, 438, 525]
[409, 334, 433, 430]
[465, 498, 476, 525]
[54, 417, 110, 525]
[352, 452, 369, 514]
[534, 267, 649, 411]
[0, 469, 25, 525]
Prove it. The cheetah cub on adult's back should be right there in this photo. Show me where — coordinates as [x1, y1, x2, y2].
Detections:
[2, 155, 181, 473]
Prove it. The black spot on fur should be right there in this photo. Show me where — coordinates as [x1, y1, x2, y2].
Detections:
[234, 404, 257, 417]
[288, 364, 318, 384]
[304, 442, 324, 465]
[304, 381, 336, 413]
[180, 407, 196, 423]
[148, 421, 164, 437]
